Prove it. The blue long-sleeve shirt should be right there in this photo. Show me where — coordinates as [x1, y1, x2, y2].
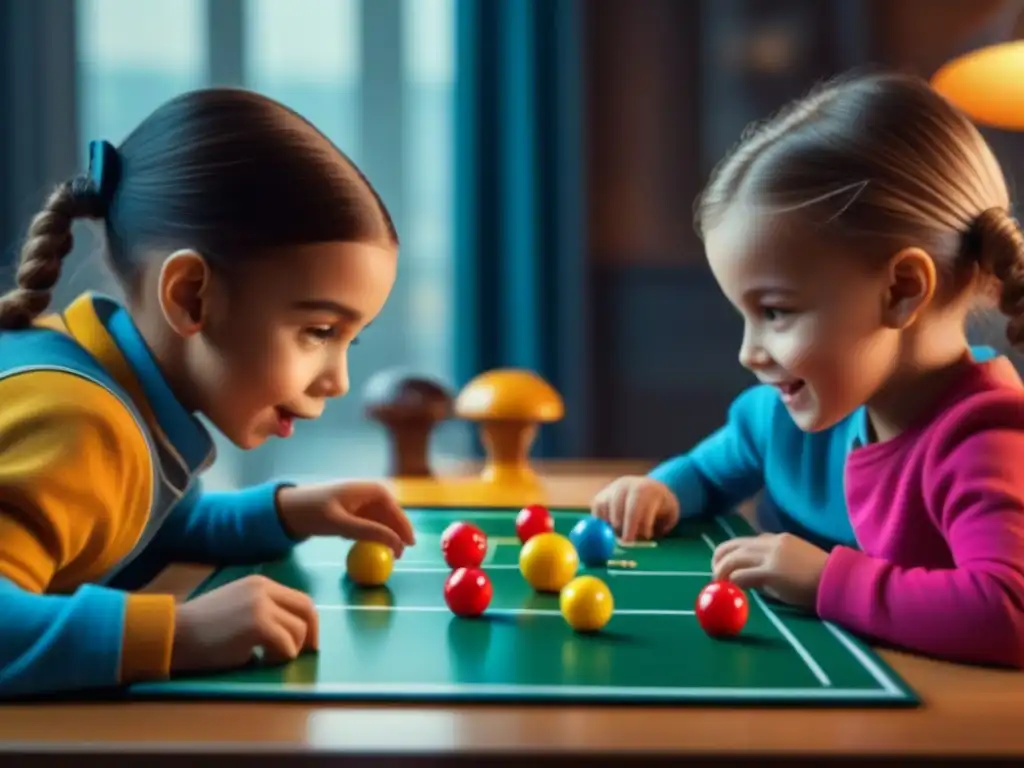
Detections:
[650, 345, 999, 550]
[0, 482, 295, 698]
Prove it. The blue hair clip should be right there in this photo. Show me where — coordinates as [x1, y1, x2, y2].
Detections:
[87, 139, 120, 204]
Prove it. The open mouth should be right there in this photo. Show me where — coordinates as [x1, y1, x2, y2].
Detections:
[775, 379, 806, 403]
[274, 407, 299, 437]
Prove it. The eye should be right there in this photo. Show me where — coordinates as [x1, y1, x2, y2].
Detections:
[301, 326, 362, 346]
[303, 325, 338, 342]
[761, 306, 793, 322]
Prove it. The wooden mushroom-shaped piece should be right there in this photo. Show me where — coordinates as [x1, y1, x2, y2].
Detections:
[363, 370, 453, 477]
[454, 369, 564, 485]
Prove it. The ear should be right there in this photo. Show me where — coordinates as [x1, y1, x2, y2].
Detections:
[880, 247, 936, 329]
[157, 249, 212, 337]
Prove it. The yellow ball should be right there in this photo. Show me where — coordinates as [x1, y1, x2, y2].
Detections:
[519, 532, 578, 592]
[346, 541, 394, 586]
[560, 575, 614, 632]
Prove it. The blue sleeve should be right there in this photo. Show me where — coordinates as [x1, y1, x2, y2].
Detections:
[648, 384, 775, 520]
[153, 480, 300, 564]
[971, 344, 998, 362]
[0, 579, 128, 697]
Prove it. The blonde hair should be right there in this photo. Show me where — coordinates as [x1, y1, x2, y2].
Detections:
[695, 71, 1024, 346]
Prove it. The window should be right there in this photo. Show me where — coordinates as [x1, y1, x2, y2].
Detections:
[72, 0, 461, 485]
[243, 0, 361, 157]
[77, 0, 207, 144]
[403, 0, 456, 384]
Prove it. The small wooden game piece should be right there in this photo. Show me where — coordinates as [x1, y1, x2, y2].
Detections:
[615, 540, 657, 549]
[515, 504, 554, 543]
[519, 532, 579, 592]
[444, 567, 493, 617]
[345, 541, 394, 587]
[560, 575, 614, 632]
[441, 521, 488, 568]
[362, 369, 453, 477]
[695, 579, 749, 637]
[453, 369, 564, 485]
[568, 517, 617, 566]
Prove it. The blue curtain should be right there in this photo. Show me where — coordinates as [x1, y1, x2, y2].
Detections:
[453, 0, 589, 459]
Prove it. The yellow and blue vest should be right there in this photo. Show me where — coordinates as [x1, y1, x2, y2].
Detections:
[0, 293, 296, 697]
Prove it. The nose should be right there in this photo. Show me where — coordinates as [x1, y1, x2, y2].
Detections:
[315, 348, 350, 399]
[738, 324, 771, 371]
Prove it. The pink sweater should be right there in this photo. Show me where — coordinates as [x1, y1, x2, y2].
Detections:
[816, 357, 1024, 668]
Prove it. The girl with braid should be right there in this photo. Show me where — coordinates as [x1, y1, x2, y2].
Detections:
[0, 88, 416, 697]
[593, 71, 1024, 668]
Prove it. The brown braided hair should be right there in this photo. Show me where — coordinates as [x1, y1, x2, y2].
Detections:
[0, 177, 107, 329]
[971, 207, 1024, 348]
[0, 87, 398, 331]
[696, 70, 1024, 348]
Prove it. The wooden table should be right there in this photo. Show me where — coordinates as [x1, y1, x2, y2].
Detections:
[2, 460, 1023, 765]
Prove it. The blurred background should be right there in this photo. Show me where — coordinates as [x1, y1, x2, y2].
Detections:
[1, 0, 1023, 490]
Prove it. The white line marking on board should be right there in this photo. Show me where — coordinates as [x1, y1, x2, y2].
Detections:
[606, 570, 713, 578]
[136, 680, 908, 700]
[321, 605, 695, 616]
[304, 563, 712, 577]
[822, 621, 904, 695]
[709, 519, 832, 688]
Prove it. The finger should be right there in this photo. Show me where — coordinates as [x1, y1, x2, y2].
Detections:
[609, 482, 630, 533]
[725, 566, 771, 592]
[254, 617, 301, 665]
[650, 488, 679, 539]
[266, 582, 320, 652]
[343, 484, 417, 546]
[710, 539, 744, 568]
[354, 496, 417, 548]
[712, 547, 762, 582]
[590, 493, 610, 521]
[621, 486, 654, 542]
[337, 513, 406, 556]
[269, 600, 310, 654]
[711, 536, 762, 568]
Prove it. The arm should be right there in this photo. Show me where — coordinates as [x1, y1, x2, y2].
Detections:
[153, 480, 300, 565]
[0, 371, 174, 697]
[817, 404, 1024, 668]
[649, 384, 773, 519]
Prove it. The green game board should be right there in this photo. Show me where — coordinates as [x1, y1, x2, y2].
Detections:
[130, 507, 919, 706]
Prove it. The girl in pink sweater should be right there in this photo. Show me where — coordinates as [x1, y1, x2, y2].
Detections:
[700, 71, 1024, 668]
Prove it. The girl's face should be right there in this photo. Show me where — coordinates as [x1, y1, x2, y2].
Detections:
[183, 240, 398, 449]
[704, 203, 901, 433]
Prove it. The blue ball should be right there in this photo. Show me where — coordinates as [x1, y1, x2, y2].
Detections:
[569, 517, 617, 567]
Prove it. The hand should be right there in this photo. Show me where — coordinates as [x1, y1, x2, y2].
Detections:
[275, 481, 416, 556]
[711, 532, 829, 609]
[590, 475, 680, 542]
[171, 574, 319, 673]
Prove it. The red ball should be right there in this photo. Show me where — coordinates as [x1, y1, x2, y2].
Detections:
[444, 567, 493, 617]
[695, 580, 749, 638]
[441, 521, 488, 568]
[515, 504, 554, 543]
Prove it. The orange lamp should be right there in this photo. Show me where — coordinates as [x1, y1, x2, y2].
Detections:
[931, 40, 1024, 131]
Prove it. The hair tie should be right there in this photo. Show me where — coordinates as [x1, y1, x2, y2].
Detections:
[87, 139, 121, 206]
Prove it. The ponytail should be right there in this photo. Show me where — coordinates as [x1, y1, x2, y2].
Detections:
[0, 141, 117, 330]
[971, 207, 1024, 350]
